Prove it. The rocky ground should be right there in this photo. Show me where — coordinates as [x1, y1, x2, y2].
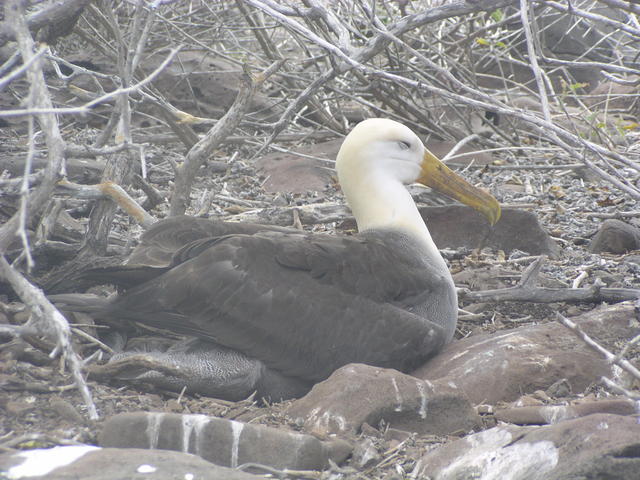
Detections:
[2, 119, 640, 478]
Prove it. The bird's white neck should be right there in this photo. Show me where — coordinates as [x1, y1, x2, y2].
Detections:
[344, 171, 444, 264]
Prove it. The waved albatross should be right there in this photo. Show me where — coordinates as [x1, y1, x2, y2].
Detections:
[53, 118, 500, 401]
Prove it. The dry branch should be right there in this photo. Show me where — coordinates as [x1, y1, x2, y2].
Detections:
[244, 0, 520, 150]
[459, 284, 640, 304]
[169, 60, 285, 216]
[0, 1, 67, 256]
[243, 0, 640, 200]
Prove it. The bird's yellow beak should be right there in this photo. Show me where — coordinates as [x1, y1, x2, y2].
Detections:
[417, 150, 501, 226]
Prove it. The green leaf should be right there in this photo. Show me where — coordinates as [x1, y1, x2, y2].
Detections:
[569, 82, 588, 91]
[491, 9, 504, 22]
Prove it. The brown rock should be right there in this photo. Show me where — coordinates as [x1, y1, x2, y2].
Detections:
[287, 363, 480, 437]
[3, 399, 36, 417]
[416, 414, 640, 480]
[99, 412, 351, 471]
[0, 446, 260, 480]
[589, 219, 640, 254]
[412, 302, 638, 405]
[420, 206, 560, 257]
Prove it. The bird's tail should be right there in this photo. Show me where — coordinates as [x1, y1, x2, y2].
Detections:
[48, 293, 110, 314]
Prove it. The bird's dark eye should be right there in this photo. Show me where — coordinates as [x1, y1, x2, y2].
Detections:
[398, 141, 411, 150]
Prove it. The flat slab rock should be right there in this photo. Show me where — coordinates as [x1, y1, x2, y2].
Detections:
[0, 446, 260, 480]
[415, 413, 640, 480]
[287, 363, 480, 437]
[412, 301, 639, 405]
[98, 412, 351, 471]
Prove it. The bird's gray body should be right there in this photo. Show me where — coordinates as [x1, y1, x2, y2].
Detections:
[55, 215, 457, 400]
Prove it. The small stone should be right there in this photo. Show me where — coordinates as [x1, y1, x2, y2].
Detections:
[532, 390, 553, 403]
[352, 438, 380, 469]
[165, 399, 183, 412]
[546, 378, 572, 398]
[564, 305, 583, 316]
[49, 397, 84, 424]
[360, 422, 382, 438]
[514, 395, 545, 407]
[476, 404, 494, 415]
[589, 219, 640, 254]
[5, 399, 35, 416]
[383, 428, 412, 443]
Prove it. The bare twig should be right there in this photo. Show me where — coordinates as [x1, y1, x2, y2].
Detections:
[169, 60, 285, 216]
[519, 0, 552, 124]
[0, 47, 182, 118]
[56, 179, 155, 228]
[557, 311, 640, 400]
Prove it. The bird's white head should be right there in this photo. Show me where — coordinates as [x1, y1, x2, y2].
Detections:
[336, 118, 500, 237]
[336, 118, 426, 187]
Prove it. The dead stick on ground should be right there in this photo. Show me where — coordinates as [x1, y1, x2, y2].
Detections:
[459, 283, 640, 304]
[459, 255, 640, 303]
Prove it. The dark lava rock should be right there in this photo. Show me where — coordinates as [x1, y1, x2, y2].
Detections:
[254, 139, 341, 193]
